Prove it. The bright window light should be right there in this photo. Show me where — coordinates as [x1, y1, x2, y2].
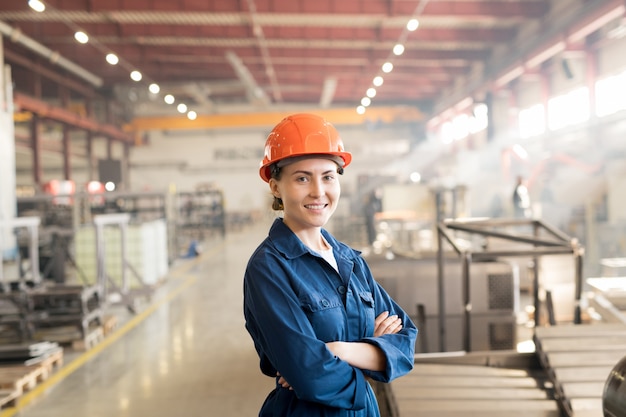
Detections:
[28, 0, 45, 12]
[177, 103, 187, 113]
[74, 31, 89, 44]
[393, 44, 405, 56]
[512, 144, 528, 160]
[187, 111, 197, 120]
[130, 70, 142, 82]
[366, 88, 376, 98]
[407, 19, 419, 31]
[164, 94, 175, 104]
[356, 106, 366, 115]
[373, 76, 384, 87]
[361, 97, 371, 107]
[547, 87, 589, 131]
[473, 103, 488, 118]
[452, 114, 470, 141]
[382, 62, 393, 73]
[595, 70, 626, 117]
[106, 53, 119, 65]
[469, 104, 488, 133]
[440, 121, 454, 144]
[518, 104, 546, 138]
[149, 83, 160, 94]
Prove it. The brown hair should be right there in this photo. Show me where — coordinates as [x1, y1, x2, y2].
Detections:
[269, 164, 284, 211]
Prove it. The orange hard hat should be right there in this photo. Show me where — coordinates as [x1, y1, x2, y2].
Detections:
[259, 113, 352, 182]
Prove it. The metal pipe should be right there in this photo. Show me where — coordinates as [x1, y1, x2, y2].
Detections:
[471, 248, 574, 259]
[533, 222, 540, 326]
[535, 218, 574, 243]
[437, 223, 463, 256]
[574, 246, 584, 324]
[446, 223, 568, 247]
[436, 223, 446, 352]
[0, 20, 103, 88]
[462, 252, 471, 352]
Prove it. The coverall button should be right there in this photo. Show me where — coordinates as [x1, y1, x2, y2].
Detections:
[337, 285, 346, 294]
[321, 299, 330, 307]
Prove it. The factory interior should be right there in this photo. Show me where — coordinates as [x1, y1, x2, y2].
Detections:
[0, 0, 625, 416]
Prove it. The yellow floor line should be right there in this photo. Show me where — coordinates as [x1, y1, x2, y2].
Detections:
[0, 239, 225, 417]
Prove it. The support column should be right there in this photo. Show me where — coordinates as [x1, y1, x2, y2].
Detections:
[0, 43, 19, 258]
[106, 138, 113, 159]
[62, 125, 71, 181]
[60, 86, 71, 181]
[86, 131, 94, 181]
[30, 114, 43, 189]
[123, 142, 130, 191]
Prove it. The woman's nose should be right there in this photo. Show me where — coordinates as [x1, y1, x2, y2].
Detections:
[309, 178, 324, 196]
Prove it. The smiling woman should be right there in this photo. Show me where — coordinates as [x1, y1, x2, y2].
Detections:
[243, 113, 418, 417]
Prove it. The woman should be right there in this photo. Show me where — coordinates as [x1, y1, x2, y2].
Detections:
[243, 113, 417, 416]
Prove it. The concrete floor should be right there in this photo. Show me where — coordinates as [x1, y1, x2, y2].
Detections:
[6, 221, 275, 417]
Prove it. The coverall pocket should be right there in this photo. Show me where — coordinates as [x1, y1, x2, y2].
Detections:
[299, 293, 344, 340]
[358, 292, 376, 336]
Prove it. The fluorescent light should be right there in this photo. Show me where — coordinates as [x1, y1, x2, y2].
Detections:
[407, 19, 419, 31]
[393, 44, 405, 56]
[149, 83, 160, 94]
[373, 76, 384, 87]
[130, 70, 142, 82]
[187, 111, 197, 120]
[74, 31, 89, 44]
[164, 94, 175, 104]
[106, 53, 119, 65]
[28, 0, 45, 12]
[361, 97, 371, 107]
[366, 88, 376, 98]
[356, 106, 366, 114]
[177, 103, 187, 113]
[382, 62, 393, 73]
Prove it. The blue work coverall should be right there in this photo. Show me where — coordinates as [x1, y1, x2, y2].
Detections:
[244, 218, 417, 416]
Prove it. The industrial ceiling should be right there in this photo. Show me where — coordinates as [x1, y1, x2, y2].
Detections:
[0, 0, 624, 128]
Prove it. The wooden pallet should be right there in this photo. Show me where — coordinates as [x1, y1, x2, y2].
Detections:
[0, 389, 19, 409]
[35, 324, 105, 351]
[0, 348, 63, 409]
[102, 315, 119, 336]
[72, 326, 104, 351]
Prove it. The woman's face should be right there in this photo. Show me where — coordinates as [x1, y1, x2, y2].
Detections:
[270, 157, 341, 232]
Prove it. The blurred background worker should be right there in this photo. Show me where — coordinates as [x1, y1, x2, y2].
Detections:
[512, 175, 531, 218]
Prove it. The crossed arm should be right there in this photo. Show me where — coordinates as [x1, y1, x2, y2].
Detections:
[277, 311, 402, 388]
[326, 310, 402, 371]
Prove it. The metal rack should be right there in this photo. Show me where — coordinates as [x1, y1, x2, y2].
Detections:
[437, 217, 584, 352]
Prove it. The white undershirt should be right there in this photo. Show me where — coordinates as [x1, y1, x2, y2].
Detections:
[315, 237, 338, 272]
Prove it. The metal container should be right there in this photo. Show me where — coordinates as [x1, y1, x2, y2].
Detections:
[604, 355, 626, 417]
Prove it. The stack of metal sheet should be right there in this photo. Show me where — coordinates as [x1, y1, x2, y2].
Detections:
[391, 361, 560, 417]
[534, 323, 626, 417]
[0, 342, 61, 366]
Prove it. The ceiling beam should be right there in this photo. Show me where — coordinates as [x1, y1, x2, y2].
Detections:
[14, 92, 135, 144]
[124, 107, 424, 132]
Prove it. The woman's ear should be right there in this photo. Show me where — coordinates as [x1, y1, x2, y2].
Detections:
[269, 179, 280, 198]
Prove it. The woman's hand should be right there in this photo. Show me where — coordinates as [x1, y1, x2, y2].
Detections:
[374, 311, 402, 337]
[277, 372, 292, 390]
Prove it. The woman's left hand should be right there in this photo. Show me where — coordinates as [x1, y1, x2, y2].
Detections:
[373, 311, 402, 337]
[277, 372, 293, 390]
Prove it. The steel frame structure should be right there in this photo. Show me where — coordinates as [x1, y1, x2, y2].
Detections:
[436, 217, 584, 352]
